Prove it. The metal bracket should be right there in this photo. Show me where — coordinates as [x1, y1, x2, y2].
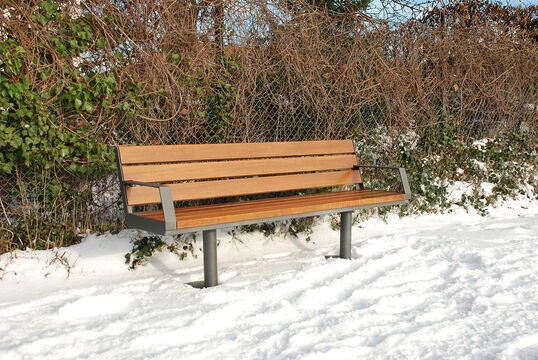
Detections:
[115, 147, 132, 217]
[353, 165, 411, 200]
[122, 181, 177, 231]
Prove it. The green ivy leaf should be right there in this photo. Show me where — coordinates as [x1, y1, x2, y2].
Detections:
[82, 101, 94, 112]
[96, 37, 105, 48]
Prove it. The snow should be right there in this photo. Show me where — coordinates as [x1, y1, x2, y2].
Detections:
[1, 198, 538, 360]
[447, 181, 474, 202]
[472, 138, 490, 150]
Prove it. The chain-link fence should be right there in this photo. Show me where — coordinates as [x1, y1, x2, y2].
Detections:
[1, 0, 536, 252]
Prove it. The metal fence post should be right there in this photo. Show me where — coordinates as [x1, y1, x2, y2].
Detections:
[203, 229, 218, 287]
[340, 211, 352, 259]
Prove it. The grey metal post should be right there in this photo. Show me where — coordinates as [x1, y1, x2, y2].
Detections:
[114, 147, 133, 217]
[203, 229, 218, 287]
[340, 211, 352, 259]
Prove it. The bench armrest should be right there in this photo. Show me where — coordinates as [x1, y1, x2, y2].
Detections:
[123, 181, 177, 231]
[353, 165, 411, 200]
[124, 180, 164, 188]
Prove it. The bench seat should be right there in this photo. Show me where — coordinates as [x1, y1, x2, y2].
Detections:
[136, 189, 405, 231]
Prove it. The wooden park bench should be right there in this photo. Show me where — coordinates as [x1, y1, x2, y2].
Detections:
[115, 140, 410, 287]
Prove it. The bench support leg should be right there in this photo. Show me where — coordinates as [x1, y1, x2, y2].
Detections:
[340, 211, 352, 259]
[203, 229, 218, 287]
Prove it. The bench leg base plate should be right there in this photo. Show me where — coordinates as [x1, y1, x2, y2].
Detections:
[186, 280, 207, 289]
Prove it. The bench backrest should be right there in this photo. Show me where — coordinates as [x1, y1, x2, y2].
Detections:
[117, 140, 362, 206]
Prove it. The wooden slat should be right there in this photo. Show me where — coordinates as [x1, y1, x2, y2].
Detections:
[126, 170, 361, 206]
[122, 154, 359, 183]
[174, 191, 388, 220]
[140, 190, 386, 220]
[118, 140, 354, 164]
[135, 190, 405, 229]
[139, 191, 371, 220]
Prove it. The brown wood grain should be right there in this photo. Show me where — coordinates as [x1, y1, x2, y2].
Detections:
[125, 170, 361, 205]
[175, 191, 390, 220]
[139, 189, 382, 220]
[118, 140, 354, 164]
[135, 190, 405, 229]
[121, 154, 359, 183]
[154, 192, 395, 224]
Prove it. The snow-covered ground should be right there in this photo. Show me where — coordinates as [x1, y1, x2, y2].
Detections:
[1, 198, 537, 360]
